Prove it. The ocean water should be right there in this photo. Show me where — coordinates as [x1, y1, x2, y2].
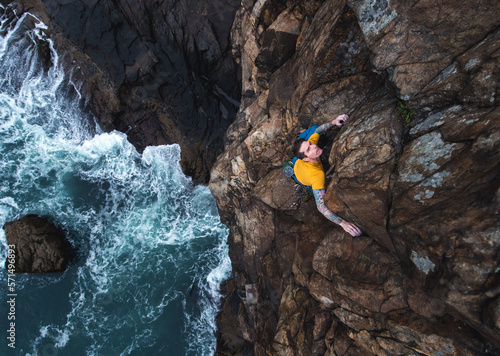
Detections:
[0, 5, 230, 356]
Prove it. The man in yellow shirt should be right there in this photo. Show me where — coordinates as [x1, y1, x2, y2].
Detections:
[292, 114, 362, 237]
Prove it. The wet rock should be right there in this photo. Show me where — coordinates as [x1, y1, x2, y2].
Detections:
[3, 215, 74, 273]
[13, 0, 242, 183]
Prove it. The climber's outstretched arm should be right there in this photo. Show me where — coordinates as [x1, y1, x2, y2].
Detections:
[315, 114, 349, 134]
[313, 189, 362, 237]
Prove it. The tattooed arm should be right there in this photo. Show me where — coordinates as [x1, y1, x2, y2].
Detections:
[313, 188, 362, 237]
[313, 189, 343, 224]
[315, 114, 349, 134]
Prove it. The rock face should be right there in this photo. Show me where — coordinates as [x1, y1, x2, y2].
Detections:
[7, 0, 500, 353]
[210, 0, 500, 355]
[3, 215, 74, 273]
[7, 0, 241, 183]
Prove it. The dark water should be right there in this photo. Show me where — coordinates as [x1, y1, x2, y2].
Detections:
[0, 5, 230, 355]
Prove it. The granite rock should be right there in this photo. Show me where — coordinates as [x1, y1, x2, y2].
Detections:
[211, 0, 500, 355]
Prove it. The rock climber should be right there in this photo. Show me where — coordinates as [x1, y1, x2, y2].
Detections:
[292, 114, 362, 237]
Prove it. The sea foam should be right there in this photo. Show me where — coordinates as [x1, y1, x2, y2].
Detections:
[0, 4, 230, 355]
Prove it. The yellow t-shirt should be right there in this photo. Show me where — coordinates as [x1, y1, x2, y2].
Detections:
[293, 133, 325, 190]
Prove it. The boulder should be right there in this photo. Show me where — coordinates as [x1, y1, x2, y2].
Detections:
[3, 215, 74, 273]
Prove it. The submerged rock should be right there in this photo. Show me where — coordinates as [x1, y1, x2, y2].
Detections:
[3, 215, 74, 273]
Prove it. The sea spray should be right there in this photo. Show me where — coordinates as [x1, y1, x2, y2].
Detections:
[0, 4, 230, 355]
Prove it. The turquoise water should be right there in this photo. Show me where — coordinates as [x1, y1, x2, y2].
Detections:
[0, 6, 230, 355]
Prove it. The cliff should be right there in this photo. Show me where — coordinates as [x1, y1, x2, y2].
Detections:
[6, 0, 500, 354]
[5, 0, 241, 183]
[209, 0, 500, 355]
